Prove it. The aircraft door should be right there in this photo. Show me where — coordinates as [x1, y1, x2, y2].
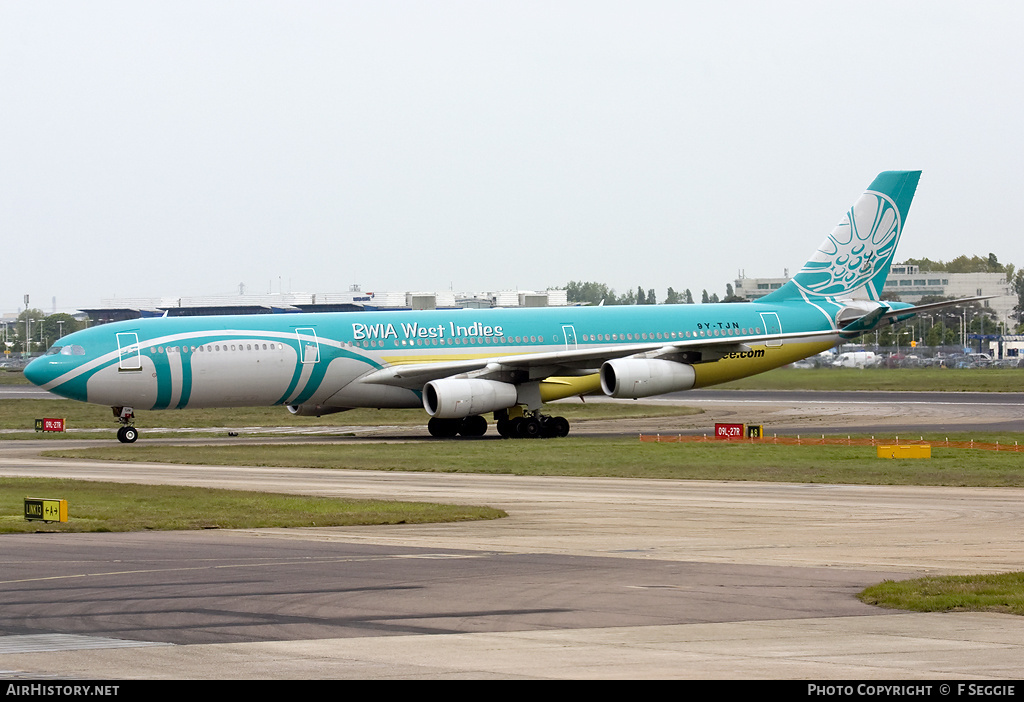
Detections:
[561, 325, 578, 350]
[295, 328, 320, 364]
[759, 312, 783, 348]
[116, 332, 142, 371]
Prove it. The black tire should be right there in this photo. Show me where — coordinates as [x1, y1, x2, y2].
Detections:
[121, 427, 138, 443]
[459, 415, 487, 437]
[508, 417, 523, 438]
[427, 417, 460, 438]
[518, 417, 542, 439]
[548, 416, 570, 438]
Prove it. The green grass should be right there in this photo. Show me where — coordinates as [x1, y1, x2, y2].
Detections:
[42, 435, 1024, 487]
[0, 477, 505, 533]
[859, 574, 1024, 615]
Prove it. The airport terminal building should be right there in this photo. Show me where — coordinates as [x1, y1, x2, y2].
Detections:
[734, 264, 1016, 330]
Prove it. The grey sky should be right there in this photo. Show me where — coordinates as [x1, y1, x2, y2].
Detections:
[3, 1, 1022, 316]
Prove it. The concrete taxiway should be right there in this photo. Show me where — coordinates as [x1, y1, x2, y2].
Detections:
[3, 415, 1024, 679]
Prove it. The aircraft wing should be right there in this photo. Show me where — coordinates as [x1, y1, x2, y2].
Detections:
[358, 329, 833, 390]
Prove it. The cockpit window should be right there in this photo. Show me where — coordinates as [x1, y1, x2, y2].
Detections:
[46, 345, 85, 356]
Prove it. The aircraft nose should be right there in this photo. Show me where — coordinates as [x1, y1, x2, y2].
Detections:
[23, 356, 51, 387]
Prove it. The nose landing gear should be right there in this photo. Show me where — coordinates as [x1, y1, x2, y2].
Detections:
[112, 406, 138, 443]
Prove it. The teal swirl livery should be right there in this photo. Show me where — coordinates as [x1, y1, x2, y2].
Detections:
[25, 171, 985, 441]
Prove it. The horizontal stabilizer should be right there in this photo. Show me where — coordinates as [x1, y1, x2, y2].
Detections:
[839, 305, 891, 336]
[839, 295, 996, 339]
[882, 295, 996, 321]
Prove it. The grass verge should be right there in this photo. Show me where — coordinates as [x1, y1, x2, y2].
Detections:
[0, 477, 505, 534]
[859, 574, 1024, 615]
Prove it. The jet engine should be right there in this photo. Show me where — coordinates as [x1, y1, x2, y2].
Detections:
[423, 378, 518, 419]
[286, 404, 352, 417]
[600, 358, 696, 399]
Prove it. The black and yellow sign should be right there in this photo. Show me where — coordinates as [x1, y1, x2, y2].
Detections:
[746, 424, 763, 438]
[24, 498, 68, 522]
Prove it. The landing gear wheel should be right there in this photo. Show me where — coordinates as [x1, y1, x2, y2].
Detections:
[508, 417, 523, 438]
[545, 416, 570, 438]
[518, 417, 542, 439]
[496, 419, 512, 438]
[427, 417, 460, 438]
[117, 426, 139, 443]
[458, 415, 488, 437]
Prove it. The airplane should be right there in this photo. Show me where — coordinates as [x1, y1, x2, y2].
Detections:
[24, 171, 989, 442]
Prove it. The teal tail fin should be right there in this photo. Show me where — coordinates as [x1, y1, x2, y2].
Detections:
[761, 171, 921, 302]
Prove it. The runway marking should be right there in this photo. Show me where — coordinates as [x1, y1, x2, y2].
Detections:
[0, 634, 170, 654]
[0, 553, 483, 586]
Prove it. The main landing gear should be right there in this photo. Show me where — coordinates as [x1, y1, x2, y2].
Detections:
[427, 409, 570, 439]
[112, 406, 138, 443]
[496, 411, 570, 439]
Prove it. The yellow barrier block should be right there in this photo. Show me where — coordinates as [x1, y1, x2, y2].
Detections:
[877, 445, 931, 459]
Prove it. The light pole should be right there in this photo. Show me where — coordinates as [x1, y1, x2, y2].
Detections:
[23, 294, 29, 357]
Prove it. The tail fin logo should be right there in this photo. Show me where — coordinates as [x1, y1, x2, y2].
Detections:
[789, 190, 901, 299]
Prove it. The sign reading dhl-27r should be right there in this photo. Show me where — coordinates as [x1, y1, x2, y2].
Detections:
[24, 498, 68, 522]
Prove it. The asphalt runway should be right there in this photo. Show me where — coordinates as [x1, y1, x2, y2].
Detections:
[2, 392, 1024, 678]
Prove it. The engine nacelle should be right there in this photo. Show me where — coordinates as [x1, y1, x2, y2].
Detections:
[600, 358, 696, 399]
[423, 378, 518, 418]
[286, 404, 352, 417]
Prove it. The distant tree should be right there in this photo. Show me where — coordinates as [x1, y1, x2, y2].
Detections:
[1011, 268, 1024, 327]
[709, 292, 720, 304]
[722, 283, 746, 303]
[701, 289, 710, 304]
[636, 286, 646, 305]
[683, 289, 694, 304]
[39, 313, 82, 344]
[664, 287, 681, 305]
[565, 281, 616, 306]
[900, 257, 941, 271]
[901, 255, 1006, 273]
[14, 308, 46, 354]
[646, 288, 656, 305]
